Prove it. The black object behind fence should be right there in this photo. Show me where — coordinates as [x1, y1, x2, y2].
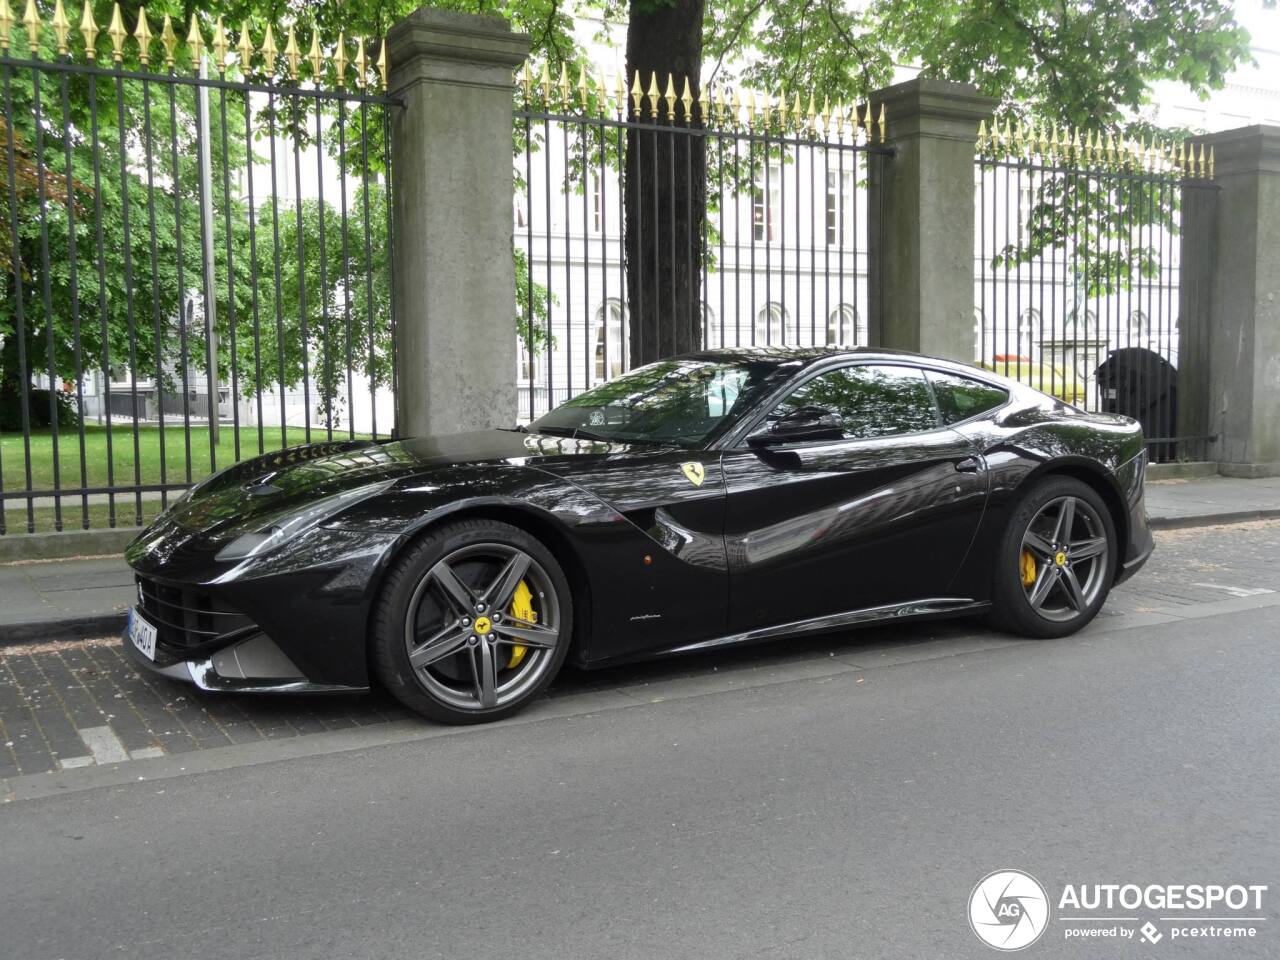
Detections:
[0, 14, 397, 534]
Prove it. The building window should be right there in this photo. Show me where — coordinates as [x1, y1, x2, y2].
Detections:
[514, 195, 526, 229]
[1018, 308, 1040, 355]
[826, 171, 852, 246]
[1128, 310, 1150, 341]
[593, 299, 627, 382]
[591, 175, 602, 233]
[826, 305, 859, 345]
[516, 338, 540, 384]
[1064, 308, 1096, 341]
[752, 164, 781, 242]
[1018, 183, 1033, 246]
[702, 303, 719, 348]
[754, 302, 788, 345]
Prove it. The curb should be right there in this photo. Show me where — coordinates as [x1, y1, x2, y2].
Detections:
[0, 613, 128, 647]
[1148, 508, 1280, 531]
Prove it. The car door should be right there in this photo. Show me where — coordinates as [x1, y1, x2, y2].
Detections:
[720, 361, 990, 633]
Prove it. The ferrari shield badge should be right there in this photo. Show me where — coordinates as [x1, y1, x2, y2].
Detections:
[680, 461, 705, 487]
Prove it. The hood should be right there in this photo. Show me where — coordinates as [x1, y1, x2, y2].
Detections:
[152, 431, 659, 541]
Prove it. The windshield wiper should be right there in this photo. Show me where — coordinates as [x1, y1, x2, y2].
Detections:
[531, 425, 613, 443]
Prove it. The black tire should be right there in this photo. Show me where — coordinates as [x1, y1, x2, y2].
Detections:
[372, 518, 573, 724]
[989, 476, 1118, 639]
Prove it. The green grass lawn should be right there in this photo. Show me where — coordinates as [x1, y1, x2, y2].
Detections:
[4, 500, 167, 536]
[2, 423, 371, 534]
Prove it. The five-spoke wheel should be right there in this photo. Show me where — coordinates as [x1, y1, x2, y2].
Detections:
[992, 476, 1117, 638]
[373, 519, 572, 723]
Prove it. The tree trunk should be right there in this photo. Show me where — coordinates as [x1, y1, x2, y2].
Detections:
[624, 0, 707, 367]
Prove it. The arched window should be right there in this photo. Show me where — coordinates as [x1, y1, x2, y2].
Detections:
[701, 303, 719, 348]
[754, 303, 789, 345]
[973, 307, 986, 360]
[1018, 308, 1040, 354]
[1064, 308, 1096, 341]
[1129, 310, 1150, 342]
[827, 305, 858, 345]
[593, 299, 627, 382]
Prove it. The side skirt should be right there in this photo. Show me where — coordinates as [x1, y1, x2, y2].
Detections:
[662, 597, 991, 657]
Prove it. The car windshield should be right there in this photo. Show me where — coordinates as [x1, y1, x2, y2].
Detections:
[529, 357, 786, 448]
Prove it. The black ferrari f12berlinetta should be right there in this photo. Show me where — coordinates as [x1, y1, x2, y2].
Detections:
[125, 348, 1153, 723]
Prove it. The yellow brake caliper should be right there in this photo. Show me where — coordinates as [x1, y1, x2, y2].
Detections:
[507, 580, 535, 669]
[1020, 549, 1038, 588]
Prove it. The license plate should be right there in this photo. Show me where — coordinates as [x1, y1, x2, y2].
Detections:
[129, 607, 157, 661]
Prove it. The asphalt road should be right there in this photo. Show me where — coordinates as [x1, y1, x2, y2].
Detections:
[3, 524, 1279, 960]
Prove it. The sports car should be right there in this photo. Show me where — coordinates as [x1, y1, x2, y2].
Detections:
[123, 347, 1153, 723]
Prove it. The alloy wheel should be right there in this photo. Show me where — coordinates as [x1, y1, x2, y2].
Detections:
[1018, 495, 1110, 623]
[403, 542, 561, 711]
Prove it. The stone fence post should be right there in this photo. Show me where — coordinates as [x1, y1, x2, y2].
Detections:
[866, 78, 996, 360]
[386, 9, 530, 437]
[1180, 125, 1280, 477]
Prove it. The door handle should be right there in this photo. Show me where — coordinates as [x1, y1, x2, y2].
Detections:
[954, 456, 983, 473]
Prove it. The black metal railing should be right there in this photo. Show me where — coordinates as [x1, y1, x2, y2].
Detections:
[513, 68, 887, 422]
[0, 14, 397, 535]
[975, 122, 1213, 462]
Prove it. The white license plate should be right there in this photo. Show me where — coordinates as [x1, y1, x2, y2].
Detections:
[129, 607, 157, 661]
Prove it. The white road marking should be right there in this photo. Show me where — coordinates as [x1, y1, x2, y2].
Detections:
[1190, 582, 1275, 599]
[58, 756, 95, 770]
[129, 746, 165, 761]
[76, 725, 129, 765]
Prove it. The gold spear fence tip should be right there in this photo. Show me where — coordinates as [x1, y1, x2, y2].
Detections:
[307, 30, 321, 81]
[51, 0, 70, 55]
[236, 20, 252, 74]
[161, 14, 177, 68]
[106, 3, 126, 62]
[77, 0, 95, 58]
[0, 0, 14, 54]
[211, 15, 228, 73]
[334, 31, 348, 87]
[22, 0, 39, 54]
[133, 6, 151, 65]
[376, 37, 387, 91]
[283, 24, 299, 80]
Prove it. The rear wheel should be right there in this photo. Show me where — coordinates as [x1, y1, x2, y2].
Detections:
[991, 477, 1116, 638]
[372, 519, 572, 723]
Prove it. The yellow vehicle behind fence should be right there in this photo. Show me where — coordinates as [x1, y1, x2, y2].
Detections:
[978, 357, 1086, 407]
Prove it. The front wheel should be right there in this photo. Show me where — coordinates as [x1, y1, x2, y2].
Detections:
[990, 477, 1117, 639]
[372, 518, 573, 724]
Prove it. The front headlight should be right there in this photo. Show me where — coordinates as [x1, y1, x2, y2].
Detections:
[215, 480, 395, 563]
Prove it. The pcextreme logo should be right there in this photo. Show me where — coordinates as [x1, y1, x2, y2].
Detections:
[968, 869, 1050, 951]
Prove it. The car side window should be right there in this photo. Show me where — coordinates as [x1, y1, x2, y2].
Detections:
[771, 364, 939, 439]
[925, 371, 1009, 424]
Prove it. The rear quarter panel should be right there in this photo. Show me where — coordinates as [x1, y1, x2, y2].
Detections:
[947, 393, 1145, 600]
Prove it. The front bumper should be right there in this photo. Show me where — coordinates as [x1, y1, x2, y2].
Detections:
[122, 623, 367, 693]
[1113, 450, 1154, 585]
[125, 525, 403, 689]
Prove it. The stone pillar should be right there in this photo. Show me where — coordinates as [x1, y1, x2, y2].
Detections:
[386, 10, 529, 437]
[866, 78, 996, 360]
[1187, 126, 1280, 477]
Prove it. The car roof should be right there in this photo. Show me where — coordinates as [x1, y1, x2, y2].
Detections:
[683, 345, 973, 372]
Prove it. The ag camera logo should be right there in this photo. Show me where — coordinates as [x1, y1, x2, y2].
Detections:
[969, 869, 1050, 950]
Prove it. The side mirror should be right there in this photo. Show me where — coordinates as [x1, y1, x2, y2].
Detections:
[747, 405, 845, 447]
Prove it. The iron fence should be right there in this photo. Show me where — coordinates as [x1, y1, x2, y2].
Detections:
[0, 7, 397, 534]
[513, 67, 888, 422]
[974, 121, 1213, 462]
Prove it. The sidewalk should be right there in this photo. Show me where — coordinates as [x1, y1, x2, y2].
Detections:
[2, 475, 1279, 645]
